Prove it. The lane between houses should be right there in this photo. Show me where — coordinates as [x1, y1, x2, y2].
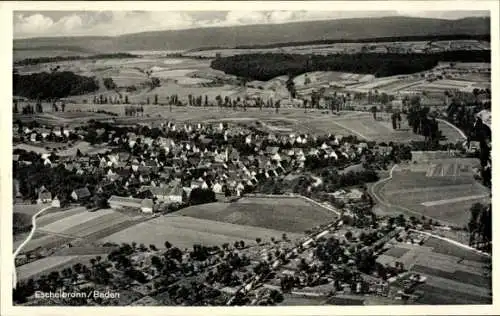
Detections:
[12, 206, 52, 289]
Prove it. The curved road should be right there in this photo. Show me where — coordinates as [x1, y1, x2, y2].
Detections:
[369, 165, 489, 257]
[436, 118, 467, 140]
[369, 165, 454, 226]
[12, 206, 52, 288]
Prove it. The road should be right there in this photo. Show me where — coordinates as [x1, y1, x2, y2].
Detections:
[369, 165, 489, 257]
[436, 118, 467, 140]
[368, 164, 454, 226]
[12, 206, 52, 288]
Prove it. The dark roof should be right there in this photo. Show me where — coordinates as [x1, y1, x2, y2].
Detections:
[38, 191, 52, 200]
[73, 187, 91, 199]
[266, 146, 280, 154]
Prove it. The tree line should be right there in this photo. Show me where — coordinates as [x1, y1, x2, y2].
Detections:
[232, 34, 491, 50]
[445, 90, 491, 187]
[406, 99, 443, 147]
[468, 202, 491, 252]
[14, 53, 138, 66]
[14, 71, 99, 100]
[211, 50, 490, 81]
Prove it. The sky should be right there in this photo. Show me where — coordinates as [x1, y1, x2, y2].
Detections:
[13, 10, 490, 39]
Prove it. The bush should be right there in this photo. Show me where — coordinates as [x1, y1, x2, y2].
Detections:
[189, 188, 216, 205]
[103, 77, 117, 90]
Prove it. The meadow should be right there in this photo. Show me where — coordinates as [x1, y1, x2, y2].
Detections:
[377, 165, 489, 227]
[99, 214, 303, 250]
[178, 197, 338, 233]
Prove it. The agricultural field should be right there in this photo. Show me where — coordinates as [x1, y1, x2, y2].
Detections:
[20, 233, 75, 254]
[13, 204, 45, 216]
[17, 254, 106, 281]
[15, 207, 151, 280]
[18, 208, 143, 255]
[36, 207, 88, 227]
[277, 294, 328, 306]
[99, 214, 303, 250]
[177, 197, 338, 233]
[14, 53, 490, 111]
[16, 104, 464, 145]
[382, 237, 491, 304]
[376, 162, 489, 227]
[14, 110, 116, 127]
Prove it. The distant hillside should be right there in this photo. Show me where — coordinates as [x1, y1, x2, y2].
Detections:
[14, 16, 490, 53]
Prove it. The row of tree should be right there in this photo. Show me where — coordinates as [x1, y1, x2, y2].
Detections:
[14, 53, 138, 66]
[93, 94, 129, 104]
[468, 202, 492, 252]
[124, 105, 145, 116]
[406, 100, 443, 147]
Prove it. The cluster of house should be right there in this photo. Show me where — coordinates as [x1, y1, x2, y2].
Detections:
[34, 185, 91, 208]
[14, 125, 75, 143]
[17, 120, 391, 213]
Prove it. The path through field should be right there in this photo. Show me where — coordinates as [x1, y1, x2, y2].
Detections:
[12, 206, 52, 288]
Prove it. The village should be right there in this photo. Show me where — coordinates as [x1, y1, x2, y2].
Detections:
[12, 110, 491, 306]
[13, 117, 394, 212]
[9, 8, 493, 308]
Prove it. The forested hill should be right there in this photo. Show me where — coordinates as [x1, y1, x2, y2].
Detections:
[210, 50, 491, 81]
[14, 16, 490, 52]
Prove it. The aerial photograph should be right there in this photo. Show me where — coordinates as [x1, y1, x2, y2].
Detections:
[11, 7, 492, 307]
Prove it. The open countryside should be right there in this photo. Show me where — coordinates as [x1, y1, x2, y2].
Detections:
[12, 10, 492, 307]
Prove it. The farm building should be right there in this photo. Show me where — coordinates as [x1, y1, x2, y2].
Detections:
[37, 186, 52, 204]
[108, 195, 154, 213]
[51, 196, 61, 208]
[108, 196, 143, 209]
[71, 187, 91, 201]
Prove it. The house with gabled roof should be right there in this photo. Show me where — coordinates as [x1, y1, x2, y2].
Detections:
[51, 196, 61, 208]
[266, 146, 280, 155]
[212, 181, 223, 194]
[71, 187, 91, 201]
[108, 195, 142, 209]
[190, 178, 208, 190]
[37, 186, 52, 204]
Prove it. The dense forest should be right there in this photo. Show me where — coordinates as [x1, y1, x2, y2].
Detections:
[14, 53, 138, 66]
[211, 50, 490, 81]
[13, 71, 99, 100]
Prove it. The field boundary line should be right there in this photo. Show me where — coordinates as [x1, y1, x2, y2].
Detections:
[437, 118, 467, 140]
[331, 121, 370, 140]
[12, 206, 52, 289]
[421, 194, 489, 207]
[293, 194, 341, 216]
[408, 229, 491, 258]
[372, 165, 489, 257]
[370, 165, 452, 225]
[243, 192, 340, 216]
